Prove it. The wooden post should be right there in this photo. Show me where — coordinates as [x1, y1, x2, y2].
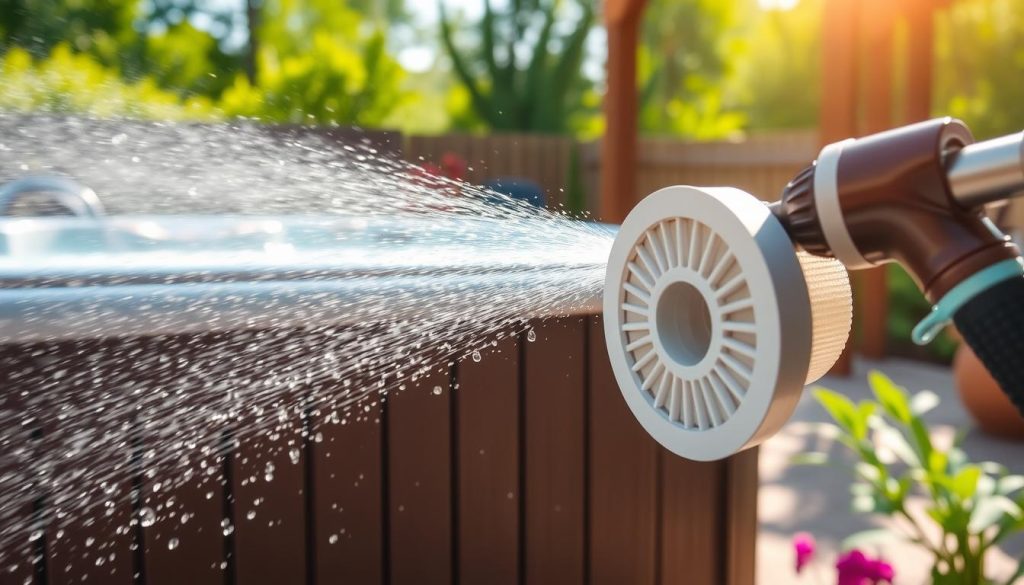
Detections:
[819, 0, 861, 375]
[601, 0, 647, 223]
[857, 0, 897, 360]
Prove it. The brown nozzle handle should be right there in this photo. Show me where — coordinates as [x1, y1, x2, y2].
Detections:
[774, 118, 1019, 304]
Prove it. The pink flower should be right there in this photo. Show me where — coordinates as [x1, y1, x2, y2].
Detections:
[836, 549, 895, 584]
[793, 532, 816, 574]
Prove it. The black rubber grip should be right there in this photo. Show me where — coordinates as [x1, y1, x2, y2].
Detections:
[953, 276, 1024, 415]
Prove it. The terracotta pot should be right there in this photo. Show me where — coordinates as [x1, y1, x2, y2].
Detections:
[953, 343, 1024, 439]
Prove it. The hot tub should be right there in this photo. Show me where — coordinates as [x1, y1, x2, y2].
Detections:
[0, 214, 611, 343]
[0, 213, 757, 585]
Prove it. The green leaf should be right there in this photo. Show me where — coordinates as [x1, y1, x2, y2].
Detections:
[790, 452, 829, 466]
[851, 493, 895, 514]
[998, 475, 1024, 496]
[814, 387, 865, 439]
[874, 423, 922, 467]
[855, 462, 882, 483]
[908, 417, 934, 471]
[910, 389, 940, 415]
[952, 465, 983, 500]
[850, 482, 875, 498]
[948, 448, 969, 472]
[929, 450, 949, 474]
[840, 528, 898, 551]
[869, 370, 913, 423]
[969, 494, 1021, 534]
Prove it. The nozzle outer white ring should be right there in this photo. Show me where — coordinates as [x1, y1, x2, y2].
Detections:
[814, 139, 873, 269]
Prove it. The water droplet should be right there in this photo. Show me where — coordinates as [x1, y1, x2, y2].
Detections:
[329, 534, 339, 544]
[28, 530, 42, 542]
[289, 448, 301, 464]
[167, 538, 179, 550]
[527, 329, 537, 342]
[471, 351, 481, 362]
[314, 432, 324, 443]
[246, 510, 256, 520]
[432, 386, 442, 395]
[139, 507, 156, 527]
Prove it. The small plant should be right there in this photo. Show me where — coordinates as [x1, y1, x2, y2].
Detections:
[798, 371, 1024, 584]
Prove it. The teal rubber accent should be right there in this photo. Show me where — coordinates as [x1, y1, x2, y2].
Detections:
[913, 258, 1024, 345]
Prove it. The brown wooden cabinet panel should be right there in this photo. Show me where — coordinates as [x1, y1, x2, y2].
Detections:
[387, 368, 452, 585]
[0, 315, 757, 585]
[588, 317, 658, 585]
[312, 394, 384, 585]
[457, 336, 520, 585]
[524, 318, 586, 585]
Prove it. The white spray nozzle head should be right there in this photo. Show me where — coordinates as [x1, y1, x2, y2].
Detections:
[603, 186, 852, 461]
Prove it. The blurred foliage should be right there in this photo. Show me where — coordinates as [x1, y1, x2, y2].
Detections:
[3, 0, 1024, 141]
[0, 0, 241, 97]
[638, 0, 747, 138]
[142, 21, 240, 98]
[935, 0, 1024, 139]
[805, 373, 1024, 583]
[439, 0, 595, 134]
[0, 45, 214, 119]
[220, 1, 413, 127]
[0, 0, 138, 59]
[887, 264, 958, 362]
[729, 0, 822, 130]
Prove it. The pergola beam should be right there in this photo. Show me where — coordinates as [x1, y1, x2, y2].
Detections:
[600, 0, 647, 223]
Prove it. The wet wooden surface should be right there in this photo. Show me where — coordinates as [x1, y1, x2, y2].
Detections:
[0, 316, 758, 585]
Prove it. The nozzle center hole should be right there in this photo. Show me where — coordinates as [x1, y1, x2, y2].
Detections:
[655, 281, 713, 367]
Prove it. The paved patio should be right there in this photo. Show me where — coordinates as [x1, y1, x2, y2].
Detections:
[758, 357, 1024, 584]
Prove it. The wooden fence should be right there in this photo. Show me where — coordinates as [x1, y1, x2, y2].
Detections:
[0, 316, 757, 585]
[406, 131, 817, 213]
[405, 134, 577, 209]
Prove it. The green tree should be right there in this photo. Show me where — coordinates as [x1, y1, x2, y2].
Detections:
[141, 21, 241, 98]
[935, 0, 1024, 139]
[438, 0, 596, 134]
[728, 0, 822, 130]
[0, 44, 214, 119]
[0, 0, 138, 60]
[220, 0, 413, 127]
[638, 0, 747, 138]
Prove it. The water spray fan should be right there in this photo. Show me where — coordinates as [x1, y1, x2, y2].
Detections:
[605, 118, 1024, 461]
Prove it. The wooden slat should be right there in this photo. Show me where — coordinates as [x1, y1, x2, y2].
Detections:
[312, 392, 384, 585]
[457, 336, 519, 585]
[45, 341, 134, 585]
[587, 317, 658, 585]
[0, 346, 44, 585]
[231, 381, 307, 585]
[725, 448, 759, 585]
[660, 454, 724, 585]
[143, 336, 227, 585]
[524, 318, 586, 585]
[387, 368, 452, 585]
